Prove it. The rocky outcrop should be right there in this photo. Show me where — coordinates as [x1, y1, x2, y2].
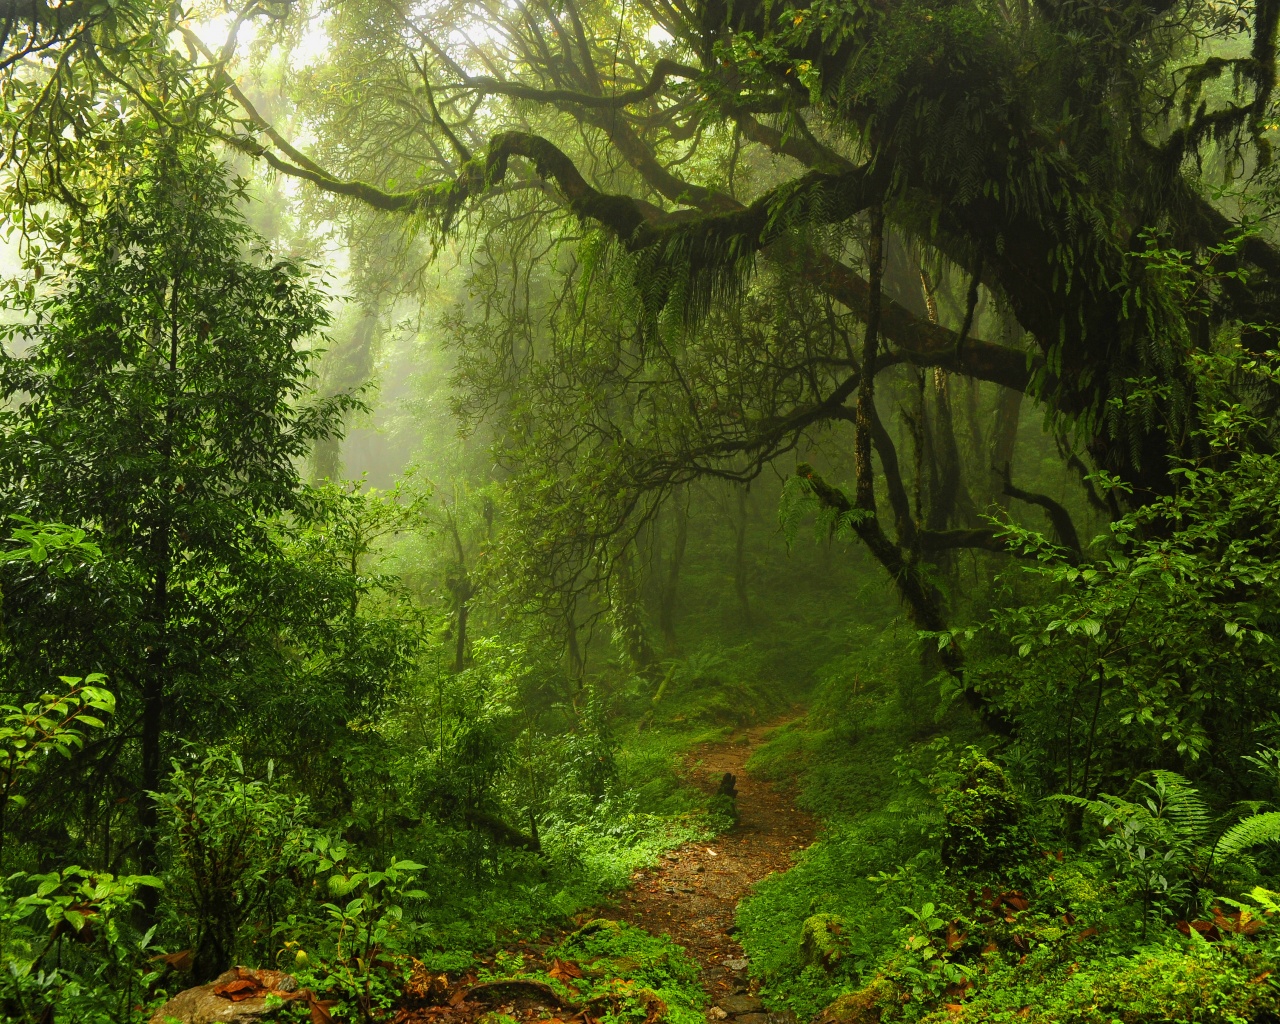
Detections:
[148, 967, 333, 1024]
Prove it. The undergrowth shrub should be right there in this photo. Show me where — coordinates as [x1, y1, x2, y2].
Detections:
[742, 731, 1280, 1024]
[642, 646, 783, 727]
[932, 748, 1029, 876]
[155, 746, 313, 982]
[553, 919, 707, 1024]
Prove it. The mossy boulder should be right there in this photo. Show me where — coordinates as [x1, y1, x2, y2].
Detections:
[814, 978, 893, 1024]
[800, 913, 849, 971]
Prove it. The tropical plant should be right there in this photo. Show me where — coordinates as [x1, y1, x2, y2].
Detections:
[0, 865, 163, 1024]
[154, 747, 314, 982]
[0, 676, 114, 870]
[298, 838, 427, 1023]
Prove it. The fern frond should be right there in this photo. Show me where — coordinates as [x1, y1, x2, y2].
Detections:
[1216, 811, 1280, 859]
[777, 475, 817, 550]
[1145, 770, 1211, 843]
[1048, 792, 1142, 825]
[1245, 886, 1280, 914]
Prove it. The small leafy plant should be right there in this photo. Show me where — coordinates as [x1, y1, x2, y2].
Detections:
[0, 675, 115, 871]
[0, 865, 162, 1023]
[288, 837, 428, 1023]
[154, 746, 313, 982]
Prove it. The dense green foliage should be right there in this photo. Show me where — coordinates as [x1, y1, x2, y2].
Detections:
[5, 0, 1280, 1020]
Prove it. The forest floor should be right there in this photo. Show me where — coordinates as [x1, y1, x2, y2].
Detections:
[599, 718, 816, 1023]
[396, 718, 815, 1024]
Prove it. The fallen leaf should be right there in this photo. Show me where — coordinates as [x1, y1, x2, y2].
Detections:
[308, 997, 337, 1024]
[1002, 891, 1031, 912]
[1176, 919, 1220, 941]
[550, 958, 584, 983]
[214, 978, 263, 1002]
[1214, 907, 1264, 935]
[151, 949, 193, 973]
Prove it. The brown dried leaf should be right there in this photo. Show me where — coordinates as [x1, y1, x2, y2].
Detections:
[155, 949, 193, 973]
[550, 959, 584, 983]
[1176, 919, 1219, 940]
[1213, 907, 1264, 935]
[308, 997, 337, 1024]
[214, 979, 263, 1002]
[1001, 891, 1030, 912]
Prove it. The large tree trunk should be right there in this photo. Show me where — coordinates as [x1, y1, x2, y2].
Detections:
[611, 546, 655, 671]
[658, 487, 689, 648]
[733, 483, 752, 626]
[446, 512, 471, 673]
[140, 275, 182, 918]
[988, 386, 1024, 505]
[312, 312, 377, 483]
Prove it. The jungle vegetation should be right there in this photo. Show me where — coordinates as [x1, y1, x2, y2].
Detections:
[2, 0, 1280, 1020]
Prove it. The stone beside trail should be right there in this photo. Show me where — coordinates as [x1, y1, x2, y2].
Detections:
[599, 719, 816, 1023]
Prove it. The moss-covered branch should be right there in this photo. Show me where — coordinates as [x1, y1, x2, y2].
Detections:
[456, 58, 702, 109]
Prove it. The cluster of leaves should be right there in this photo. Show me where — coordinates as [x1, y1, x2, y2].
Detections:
[550, 920, 708, 1024]
[929, 350, 1280, 803]
[739, 721, 1280, 1023]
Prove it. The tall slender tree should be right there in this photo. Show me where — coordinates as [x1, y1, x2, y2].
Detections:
[0, 138, 359, 881]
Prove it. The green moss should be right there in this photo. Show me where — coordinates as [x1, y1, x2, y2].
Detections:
[934, 748, 1027, 875]
[801, 913, 850, 969]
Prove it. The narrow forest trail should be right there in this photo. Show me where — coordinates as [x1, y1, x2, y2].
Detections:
[392, 719, 815, 1024]
[599, 718, 817, 1023]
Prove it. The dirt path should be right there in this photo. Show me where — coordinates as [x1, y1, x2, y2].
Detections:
[601, 719, 816, 1023]
[388, 719, 815, 1024]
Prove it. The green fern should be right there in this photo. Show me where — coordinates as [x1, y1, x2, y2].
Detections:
[1052, 791, 1162, 832]
[1215, 811, 1280, 860]
[1145, 770, 1211, 845]
[777, 474, 817, 549]
[1052, 770, 1208, 849]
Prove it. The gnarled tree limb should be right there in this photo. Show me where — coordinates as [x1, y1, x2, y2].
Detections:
[454, 57, 701, 109]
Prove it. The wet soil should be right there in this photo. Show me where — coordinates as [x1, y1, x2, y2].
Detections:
[599, 719, 817, 1023]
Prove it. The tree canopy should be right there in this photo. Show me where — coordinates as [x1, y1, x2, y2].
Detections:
[3, 1, 1280, 1022]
